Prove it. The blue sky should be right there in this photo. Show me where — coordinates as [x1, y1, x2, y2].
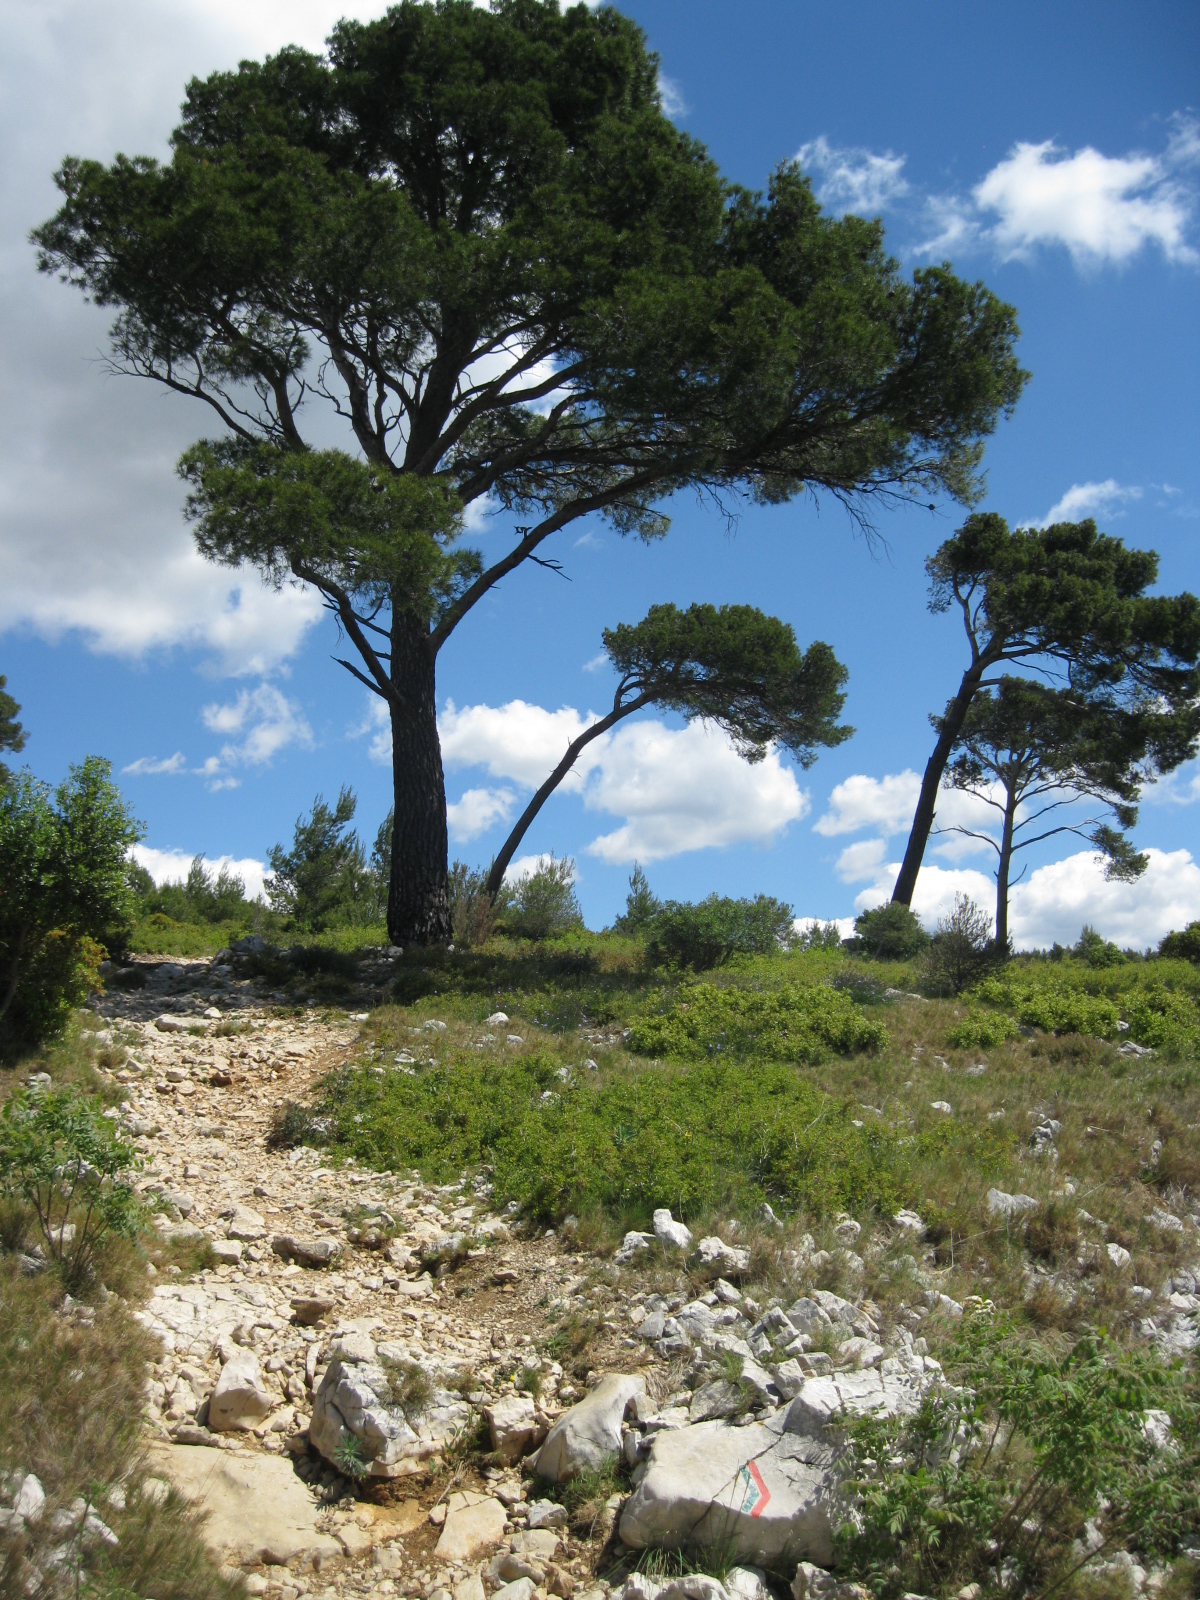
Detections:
[2, 0, 1198, 944]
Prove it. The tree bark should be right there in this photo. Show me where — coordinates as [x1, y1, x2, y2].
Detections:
[891, 664, 985, 907]
[994, 781, 1018, 954]
[386, 610, 451, 945]
[484, 694, 650, 900]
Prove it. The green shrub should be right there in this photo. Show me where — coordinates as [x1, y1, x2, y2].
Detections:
[1075, 923, 1126, 967]
[611, 863, 661, 935]
[845, 902, 930, 961]
[448, 860, 497, 948]
[628, 981, 887, 1062]
[974, 973, 1121, 1038]
[1159, 920, 1200, 963]
[836, 1316, 1200, 1600]
[0, 1088, 142, 1288]
[645, 894, 796, 970]
[923, 894, 995, 994]
[497, 855, 583, 940]
[945, 1009, 1020, 1049]
[302, 1050, 918, 1222]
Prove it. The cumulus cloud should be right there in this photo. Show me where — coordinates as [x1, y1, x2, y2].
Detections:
[835, 837, 888, 883]
[1009, 847, 1200, 949]
[447, 786, 516, 842]
[583, 719, 808, 863]
[815, 770, 921, 837]
[131, 842, 268, 903]
[1030, 478, 1143, 527]
[122, 751, 187, 775]
[201, 684, 313, 766]
[506, 852, 575, 883]
[1145, 757, 1200, 807]
[797, 135, 909, 215]
[439, 698, 605, 791]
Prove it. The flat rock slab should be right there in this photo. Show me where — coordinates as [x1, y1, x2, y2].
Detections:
[619, 1418, 839, 1567]
[146, 1444, 343, 1570]
[435, 1491, 507, 1561]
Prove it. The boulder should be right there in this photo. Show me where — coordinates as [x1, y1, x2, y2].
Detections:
[986, 1188, 1038, 1218]
[782, 1352, 940, 1440]
[146, 1444, 342, 1568]
[653, 1209, 694, 1251]
[309, 1337, 469, 1477]
[619, 1418, 840, 1566]
[210, 1240, 243, 1265]
[725, 1570, 770, 1600]
[693, 1237, 750, 1279]
[225, 1206, 266, 1243]
[291, 1295, 337, 1326]
[527, 1500, 568, 1529]
[209, 1352, 274, 1432]
[791, 1562, 871, 1600]
[485, 1393, 547, 1463]
[272, 1234, 342, 1268]
[614, 1231, 654, 1265]
[533, 1374, 646, 1481]
[434, 1492, 506, 1561]
[510, 1528, 562, 1561]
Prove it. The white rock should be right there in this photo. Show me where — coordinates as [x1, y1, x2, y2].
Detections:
[492, 1581, 536, 1600]
[210, 1240, 243, 1264]
[209, 1352, 274, 1432]
[694, 1236, 750, 1278]
[225, 1205, 267, 1242]
[660, 1578, 730, 1600]
[534, 1373, 646, 1481]
[527, 1499, 568, 1528]
[310, 1343, 468, 1477]
[614, 1230, 654, 1265]
[1107, 1242, 1132, 1270]
[725, 1569, 771, 1600]
[1150, 1208, 1184, 1232]
[986, 1188, 1039, 1218]
[485, 1012, 509, 1026]
[484, 1393, 546, 1464]
[619, 1417, 839, 1565]
[653, 1209, 694, 1251]
[930, 1101, 953, 1115]
[892, 1209, 925, 1236]
[782, 1356, 938, 1439]
[833, 1219, 861, 1245]
[13, 1475, 45, 1523]
[434, 1491, 507, 1561]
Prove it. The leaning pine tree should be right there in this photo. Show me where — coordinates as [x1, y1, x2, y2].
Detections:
[35, 0, 1026, 944]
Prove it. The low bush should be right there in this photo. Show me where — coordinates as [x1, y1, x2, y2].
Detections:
[1159, 920, 1200, 963]
[645, 894, 796, 970]
[449, 860, 497, 948]
[836, 1315, 1200, 1600]
[974, 972, 1122, 1038]
[945, 1009, 1020, 1049]
[844, 902, 930, 961]
[497, 856, 584, 941]
[627, 981, 888, 1062]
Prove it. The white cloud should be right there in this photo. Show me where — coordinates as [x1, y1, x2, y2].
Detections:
[657, 73, 686, 119]
[798, 135, 909, 215]
[973, 132, 1198, 266]
[131, 842, 268, 903]
[583, 719, 808, 863]
[1009, 847, 1200, 950]
[506, 851, 575, 884]
[122, 751, 187, 775]
[1031, 478, 1143, 527]
[1145, 757, 1200, 807]
[835, 837, 887, 883]
[853, 861, 998, 930]
[794, 915, 857, 941]
[439, 698, 605, 792]
[815, 770, 919, 837]
[447, 786, 516, 842]
[196, 684, 313, 787]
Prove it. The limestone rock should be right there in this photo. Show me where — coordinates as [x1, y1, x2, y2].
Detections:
[693, 1237, 750, 1279]
[209, 1352, 274, 1431]
[225, 1206, 266, 1242]
[291, 1295, 337, 1325]
[210, 1240, 242, 1265]
[986, 1188, 1038, 1218]
[146, 1444, 342, 1568]
[527, 1500, 568, 1529]
[653, 1209, 694, 1251]
[782, 1352, 939, 1440]
[533, 1373, 646, 1481]
[434, 1491, 506, 1561]
[614, 1231, 654, 1265]
[485, 1393, 547, 1463]
[309, 1339, 469, 1477]
[619, 1417, 839, 1566]
[272, 1234, 342, 1268]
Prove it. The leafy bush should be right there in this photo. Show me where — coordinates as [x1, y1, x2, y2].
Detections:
[0, 1089, 141, 1288]
[946, 1009, 1019, 1049]
[1, 758, 141, 1053]
[1075, 923, 1126, 967]
[974, 972, 1121, 1038]
[1159, 920, 1200, 963]
[448, 860, 497, 948]
[845, 902, 930, 961]
[266, 787, 380, 930]
[837, 1315, 1200, 1600]
[611, 864, 661, 935]
[628, 981, 888, 1062]
[497, 855, 583, 940]
[302, 1050, 926, 1222]
[924, 894, 995, 994]
[794, 920, 844, 952]
[133, 853, 259, 926]
[645, 893, 795, 970]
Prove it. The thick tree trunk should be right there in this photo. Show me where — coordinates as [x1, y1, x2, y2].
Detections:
[994, 783, 1018, 955]
[891, 665, 985, 907]
[387, 611, 451, 945]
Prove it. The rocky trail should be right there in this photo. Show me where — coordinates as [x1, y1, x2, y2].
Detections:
[31, 949, 1193, 1600]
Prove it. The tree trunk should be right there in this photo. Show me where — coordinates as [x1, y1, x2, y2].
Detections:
[891, 664, 984, 907]
[387, 611, 451, 945]
[994, 781, 1018, 955]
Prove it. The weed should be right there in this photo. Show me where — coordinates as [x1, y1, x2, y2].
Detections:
[380, 1357, 433, 1421]
[334, 1436, 371, 1480]
[515, 1364, 543, 1397]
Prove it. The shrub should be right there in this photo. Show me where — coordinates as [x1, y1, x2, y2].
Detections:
[836, 1316, 1200, 1600]
[974, 972, 1121, 1038]
[946, 1009, 1019, 1049]
[0, 1089, 141, 1289]
[845, 902, 930, 961]
[1159, 921, 1200, 963]
[0, 758, 141, 1053]
[266, 787, 374, 930]
[1075, 923, 1125, 967]
[627, 981, 888, 1062]
[794, 919, 844, 952]
[497, 855, 583, 940]
[448, 860, 497, 948]
[645, 893, 795, 970]
[924, 894, 995, 994]
[611, 863, 661, 935]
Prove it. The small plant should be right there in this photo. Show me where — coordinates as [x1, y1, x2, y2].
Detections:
[945, 1008, 1019, 1049]
[333, 1436, 371, 1480]
[645, 893, 796, 970]
[515, 1363, 543, 1397]
[612, 864, 662, 935]
[266, 1100, 314, 1149]
[923, 893, 996, 994]
[845, 902, 930, 961]
[380, 1357, 433, 1420]
[0, 1088, 142, 1287]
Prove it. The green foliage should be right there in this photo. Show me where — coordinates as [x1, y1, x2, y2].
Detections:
[974, 971, 1122, 1039]
[848, 902, 931, 961]
[627, 980, 888, 1062]
[0, 758, 142, 1052]
[304, 1049, 923, 1224]
[0, 1089, 141, 1289]
[924, 894, 995, 995]
[645, 894, 796, 970]
[448, 860, 497, 949]
[497, 856, 583, 941]
[0, 674, 26, 786]
[794, 920, 844, 952]
[836, 1315, 1200, 1600]
[266, 787, 375, 931]
[137, 854, 257, 926]
[1159, 921, 1200, 963]
[602, 602, 851, 764]
[1074, 923, 1126, 967]
[946, 1010, 1019, 1050]
[611, 864, 662, 936]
